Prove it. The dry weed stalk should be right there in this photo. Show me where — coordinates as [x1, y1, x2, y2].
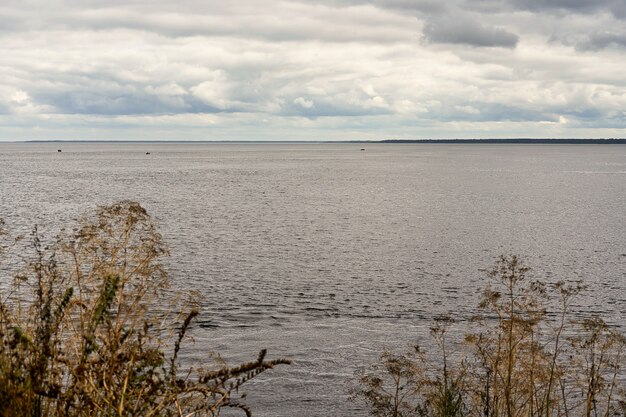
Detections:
[353, 255, 626, 417]
[0, 201, 289, 416]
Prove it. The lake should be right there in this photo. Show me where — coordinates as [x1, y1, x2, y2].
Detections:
[1, 142, 625, 416]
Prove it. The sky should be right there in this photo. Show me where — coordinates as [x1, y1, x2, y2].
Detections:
[1, 0, 626, 141]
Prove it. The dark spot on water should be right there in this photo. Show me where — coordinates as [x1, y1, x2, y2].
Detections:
[198, 321, 220, 329]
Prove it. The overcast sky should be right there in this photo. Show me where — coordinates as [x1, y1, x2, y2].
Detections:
[1, 0, 626, 141]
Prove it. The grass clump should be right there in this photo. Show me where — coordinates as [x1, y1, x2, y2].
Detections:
[352, 255, 626, 417]
[0, 201, 289, 416]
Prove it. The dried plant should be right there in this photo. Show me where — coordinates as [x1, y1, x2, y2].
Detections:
[0, 201, 289, 416]
[354, 255, 626, 417]
[351, 346, 426, 417]
[351, 316, 466, 417]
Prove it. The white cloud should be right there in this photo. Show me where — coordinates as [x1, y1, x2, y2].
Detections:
[190, 72, 235, 111]
[1, 0, 625, 140]
[294, 97, 315, 109]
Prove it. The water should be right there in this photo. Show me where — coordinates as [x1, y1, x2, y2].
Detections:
[1, 142, 625, 416]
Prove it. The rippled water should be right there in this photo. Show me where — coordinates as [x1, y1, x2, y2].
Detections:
[1, 142, 625, 416]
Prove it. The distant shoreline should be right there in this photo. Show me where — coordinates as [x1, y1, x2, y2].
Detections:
[380, 139, 626, 144]
[10, 138, 626, 144]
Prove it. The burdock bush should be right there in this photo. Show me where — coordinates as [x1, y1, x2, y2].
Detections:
[0, 201, 289, 416]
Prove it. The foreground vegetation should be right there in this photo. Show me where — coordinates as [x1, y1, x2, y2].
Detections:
[3, 203, 625, 417]
[351, 255, 626, 417]
[0, 202, 289, 416]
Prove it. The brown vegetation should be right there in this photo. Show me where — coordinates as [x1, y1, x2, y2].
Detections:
[0, 202, 289, 416]
[352, 255, 626, 417]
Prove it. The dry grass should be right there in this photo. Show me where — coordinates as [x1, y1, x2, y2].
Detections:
[0, 201, 289, 416]
[352, 255, 626, 417]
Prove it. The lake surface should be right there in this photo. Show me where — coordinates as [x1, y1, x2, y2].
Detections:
[1, 142, 625, 416]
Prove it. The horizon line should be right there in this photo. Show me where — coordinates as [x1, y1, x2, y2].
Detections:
[5, 138, 626, 144]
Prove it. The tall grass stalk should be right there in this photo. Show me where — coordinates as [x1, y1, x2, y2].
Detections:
[353, 255, 626, 417]
[0, 202, 289, 416]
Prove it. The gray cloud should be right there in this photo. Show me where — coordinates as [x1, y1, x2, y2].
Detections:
[31, 87, 226, 116]
[506, 0, 626, 19]
[1, 0, 625, 140]
[422, 16, 519, 48]
[315, 0, 626, 19]
[577, 31, 626, 50]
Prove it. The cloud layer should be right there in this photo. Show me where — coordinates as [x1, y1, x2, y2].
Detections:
[1, 0, 625, 140]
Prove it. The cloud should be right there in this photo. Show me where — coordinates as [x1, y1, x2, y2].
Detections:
[281, 84, 393, 118]
[422, 15, 519, 48]
[293, 97, 315, 109]
[1, 0, 625, 140]
[1, 1, 416, 44]
[313, 0, 446, 14]
[505, 0, 626, 19]
[577, 31, 626, 50]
